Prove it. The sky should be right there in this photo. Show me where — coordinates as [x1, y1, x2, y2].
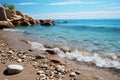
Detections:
[0, 0, 120, 19]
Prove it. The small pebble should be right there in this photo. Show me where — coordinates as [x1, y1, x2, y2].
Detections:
[39, 74, 46, 78]
[37, 70, 44, 75]
[75, 71, 81, 75]
[69, 72, 77, 77]
[17, 58, 22, 63]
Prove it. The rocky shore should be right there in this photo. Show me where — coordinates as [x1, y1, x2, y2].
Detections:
[0, 6, 55, 29]
[0, 30, 120, 80]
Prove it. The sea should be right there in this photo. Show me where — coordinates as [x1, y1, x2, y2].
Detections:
[4, 19, 120, 69]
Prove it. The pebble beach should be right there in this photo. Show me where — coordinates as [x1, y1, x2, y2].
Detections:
[0, 30, 120, 80]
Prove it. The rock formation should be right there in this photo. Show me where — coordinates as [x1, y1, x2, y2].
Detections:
[0, 6, 8, 21]
[0, 5, 40, 28]
[0, 5, 55, 28]
[40, 20, 55, 26]
[0, 21, 14, 29]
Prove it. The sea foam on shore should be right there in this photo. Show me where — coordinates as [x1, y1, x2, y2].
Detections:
[3, 28, 24, 32]
[27, 41, 120, 69]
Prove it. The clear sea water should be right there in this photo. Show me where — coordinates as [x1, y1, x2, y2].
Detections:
[15, 19, 120, 54]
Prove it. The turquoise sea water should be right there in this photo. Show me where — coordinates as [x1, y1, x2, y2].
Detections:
[15, 19, 120, 54]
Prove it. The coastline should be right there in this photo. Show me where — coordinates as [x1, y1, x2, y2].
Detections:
[0, 30, 120, 80]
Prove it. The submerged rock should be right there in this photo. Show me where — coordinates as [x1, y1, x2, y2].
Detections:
[7, 64, 24, 74]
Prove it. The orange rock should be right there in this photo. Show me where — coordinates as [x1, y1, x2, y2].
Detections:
[0, 21, 14, 29]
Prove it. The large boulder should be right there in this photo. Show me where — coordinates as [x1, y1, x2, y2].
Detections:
[7, 64, 24, 74]
[24, 14, 33, 21]
[0, 21, 14, 29]
[20, 20, 31, 26]
[5, 9, 16, 19]
[40, 20, 55, 26]
[35, 20, 40, 24]
[15, 10, 25, 18]
[11, 20, 21, 26]
[29, 19, 37, 25]
[0, 6, 8, 21]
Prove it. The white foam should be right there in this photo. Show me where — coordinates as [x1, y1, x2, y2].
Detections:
[3, 28, 24, 32]
[58, 49, 120, 69]
[28, 41, 46, 51]
[27, 41, 120, 69]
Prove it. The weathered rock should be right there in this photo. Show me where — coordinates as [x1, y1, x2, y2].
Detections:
[5, 9, 16, 19]
[20, 21, 31, 26]
[35, 20, 40, 24]
[16, 10, 25, 18]
[0, 6, 52, 28]
[40, 20, 55, 26]
[11, 20, 22, 26]
[29, 20, 36, 25]
[0, 21, 14, 29]
[24, 14, 33, 20]
[7, 64, 24, 74]
[0, 6, 8, 21]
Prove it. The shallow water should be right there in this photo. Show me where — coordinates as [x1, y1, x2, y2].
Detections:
[13, 19, 120, 54]
[3, 19, 120, 69]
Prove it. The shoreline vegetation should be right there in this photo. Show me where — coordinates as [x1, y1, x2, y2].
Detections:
[0, 4, 120, 80]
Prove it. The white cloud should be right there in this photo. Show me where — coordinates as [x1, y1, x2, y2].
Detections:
[16, 2, 39, 5]
[48, 0, 99, 5]
[33, 10, 120, 19]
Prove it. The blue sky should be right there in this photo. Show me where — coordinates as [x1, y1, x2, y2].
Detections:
[0, 0, 120, 19]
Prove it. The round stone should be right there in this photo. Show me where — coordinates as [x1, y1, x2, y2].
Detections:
[17, 58, 22, 63]
[69, 72, 77, 77]
[7, 64, 24, 74]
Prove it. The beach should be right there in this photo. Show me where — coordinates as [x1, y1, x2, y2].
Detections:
[0, 30, 120, 80]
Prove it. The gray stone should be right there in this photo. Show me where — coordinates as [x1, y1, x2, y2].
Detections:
[56, 65, 65, 73]
[69, 72, 77, 77]
[75, 71, 81, 75]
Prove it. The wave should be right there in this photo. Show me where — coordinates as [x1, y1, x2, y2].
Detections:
[61, 24, 120, 32]
[58, 50, 120, 69]
[3, 28, 24, 32]
[27, 41, 120, 69]
[27, 41, 46, 51]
